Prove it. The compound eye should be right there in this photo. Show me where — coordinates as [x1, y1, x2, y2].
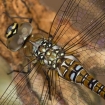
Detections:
[7, 25, 12, 33]
[19, 22, 32, 37]
[7, 22, 32, 51]
[6, 23, 18, 38]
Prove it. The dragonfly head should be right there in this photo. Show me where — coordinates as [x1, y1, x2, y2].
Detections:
[6, 22, 32, 51]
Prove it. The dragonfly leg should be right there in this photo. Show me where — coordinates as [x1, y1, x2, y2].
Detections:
[43, 69, 52, 100]
[0, 39, 7, 48]
[33, 20, 49, 35]
[37, 26, 48, 35]
[7, 69, 29, 74]
[7, 57, 32, 75]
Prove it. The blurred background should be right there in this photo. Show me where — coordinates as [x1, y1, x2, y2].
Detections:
[0, 0, 105, 105]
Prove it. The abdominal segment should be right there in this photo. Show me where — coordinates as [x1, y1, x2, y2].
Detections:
[58, 56, 105, 99]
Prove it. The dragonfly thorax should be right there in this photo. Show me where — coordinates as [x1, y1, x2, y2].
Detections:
[32, 39, 65, 69]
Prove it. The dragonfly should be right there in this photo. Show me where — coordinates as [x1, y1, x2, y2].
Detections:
[0, 0, 105, 105]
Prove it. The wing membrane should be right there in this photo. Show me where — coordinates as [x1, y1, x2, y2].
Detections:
[49, 0, 105, 73]
[0, 62, 41, 105]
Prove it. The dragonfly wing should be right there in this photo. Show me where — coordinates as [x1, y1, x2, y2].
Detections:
[47, 0, 105, 104]
[49, 0, 105, 73]
[1, 0, 105, 105]
[0, 62, 40, 105]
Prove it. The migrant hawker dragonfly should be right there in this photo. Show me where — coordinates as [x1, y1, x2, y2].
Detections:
[0, 0, 105, 105]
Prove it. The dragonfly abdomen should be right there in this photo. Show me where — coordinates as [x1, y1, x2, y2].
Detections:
[57, 56, 105, 99]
